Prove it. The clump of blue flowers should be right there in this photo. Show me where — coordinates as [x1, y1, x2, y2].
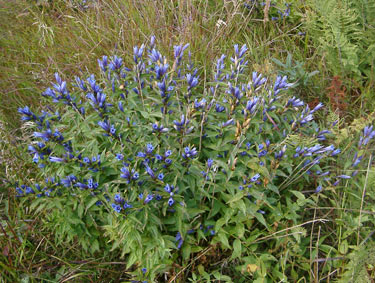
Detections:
[15, 36, 375, 281]
[244, 0, 291, 21]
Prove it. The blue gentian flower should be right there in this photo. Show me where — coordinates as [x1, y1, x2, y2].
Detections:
[164, 184, 172, 193]
[114, 193, 123, 203]
[215, 103, 225, 112]
[315, 185, 322, 193]
[337, 175, 351, 179]
[221, 119, 234, 127]
[182, 146, 198, 159]
[233, 43, 247, 58]
[186, 73, 198, 90]
[32, 154, 40, 163]
[173, 114, 189, 131]
[137, 151, 146, 158]
[155, 64, 169, 80]
[152, 123, 169, 133]
[194, 98, 206, 109]
[227, 83, 242, 100]
[173, 44, 189, 63]
[331, 149, 341, 156]
[352, 156, 363, 167]
[311, 102, 324, 113]
[168, 197, 175, 206]
[145, 165, 155, 178]
[133, 44, 145, 63]
[98, 55, 108, 72]
[246, 97, 259, 114]
[123, 202, 132, 209]
[25, 186, 34, 194]
[116, 154, 124, 160]
[207, 158, 214, 169]
[275, 145, 287, 159]
[109, 55, 123, 70]
[287, 96, 304, 107]
[274, 75, 293, 93]
[258, 150, 267, 157]
[61, 175, 77, 187]
[144, 194, 153, 204]
[34, 129, 53, 142]
[111, 203, 122, 213]
[110, 125, 116, 135]
[146, 143, 154, 154]
[252, 71, 267, 88]
[149, 48, 163, 63]
[175, 232, 183, 249]
[49, 156, 64, 163]
[98, 120, 110, 132]
[133, 172, 139, 180]
[165, 150, 172, 157]
[118, 101, 124, 112]
[319, 171, 330, 177]
[120, 166, 130, 177]
[250, 173, 261, 182]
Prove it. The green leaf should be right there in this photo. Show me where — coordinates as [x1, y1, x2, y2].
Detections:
[339, 240, 348, 254]
[218, 232, 230, 249]
[291, 190, 305, 200]
[182, 244, 191, 260]
[236, 200, 247, 215]
[209, 199, 223, 218]
[255, 213, 268, 229]
[77, 203, 84, 218]
[139, 111, 149, 119]
[85, 197, 99, 213]
[126, 252, 138, 269]
[91, 239, 99, 253]
[226, 191, 244, 204]
[267, 183, 279, 194]
[235, 223, 245, 238]
[215, 218, 226, 232]
[232, 238, 242, 259]
[68, 217, 83, 225]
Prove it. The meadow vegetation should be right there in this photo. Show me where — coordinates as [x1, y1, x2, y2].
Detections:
[1, 0, 375, 282]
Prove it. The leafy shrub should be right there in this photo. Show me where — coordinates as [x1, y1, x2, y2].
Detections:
[272, 53, 319, 89]
[14, 37, 375, 281]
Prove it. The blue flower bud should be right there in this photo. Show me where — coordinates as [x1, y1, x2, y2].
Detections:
[168, 197, 174, 206]
[144, 194, 153, 204]
[315, 185, 322, 193]
[250, 173, 261, 182]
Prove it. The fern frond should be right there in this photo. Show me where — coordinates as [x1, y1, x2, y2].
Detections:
[305, 0, 374, 80]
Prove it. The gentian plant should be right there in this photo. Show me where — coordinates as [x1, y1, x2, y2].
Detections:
[244, 0, 291, 21]
[15, 37, 375, 281]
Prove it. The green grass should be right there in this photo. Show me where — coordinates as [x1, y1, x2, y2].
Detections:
[1, 0, 375, 281]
